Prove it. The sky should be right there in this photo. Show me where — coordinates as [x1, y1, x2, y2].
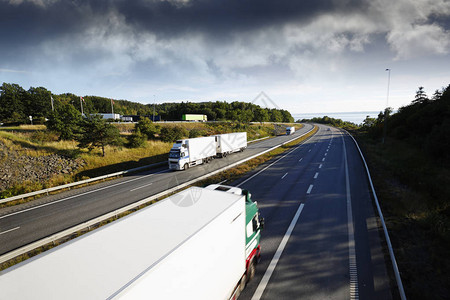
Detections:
[1, 0, 449, 115]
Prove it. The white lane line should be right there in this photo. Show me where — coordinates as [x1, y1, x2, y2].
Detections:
[325, 153, 328, 156]
[322, 157, 326, 162]
[0, 226, 20, 235]
[307, 184, 313, 194]
[308, 149, 311, 152]
[281, 173, 288, 179]
[314, 172, 319, 179]
[319, 164, 323, 168]
[0, 169, 169, 220]
[251, 203, 305, 300]
[129, 182, 153, 192]
[298, 158, 303, 162]
[343, 135, 359, 300]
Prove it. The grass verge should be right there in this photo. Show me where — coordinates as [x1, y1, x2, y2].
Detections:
[352, 130, 450, 300]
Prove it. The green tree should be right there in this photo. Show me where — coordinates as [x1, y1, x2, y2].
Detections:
[0, 83, 27, 123]
[46, 104, 82, 140]
[135, 117, 160, 140]
[128, 128, 146, 148]
[76, 115, 124, 156]
[160, 126, 188, 142]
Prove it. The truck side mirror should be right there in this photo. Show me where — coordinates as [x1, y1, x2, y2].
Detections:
[259, 217, 265, 230]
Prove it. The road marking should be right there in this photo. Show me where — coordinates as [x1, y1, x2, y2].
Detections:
[129, 182, 153, 192]
[0, 169, 170, 220]
[325, 153, 328, 156]
[308, 149, 311, 152]
[298, 158, 303, 162]
[0, 226, 20, 235]
[251, 203, 305, 300]
[306, 184, 313, 194]
[281, 173, 288, 179]
[237, 143, 301, 187]
[322, 157, 326, 162]
[319, 164, 323, 168]
[343, 135, 359, 300]
[314, 172, 319, 179]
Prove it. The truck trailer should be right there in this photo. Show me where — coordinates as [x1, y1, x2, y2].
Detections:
[168, 132, 248, 171]
[182, 114, 207, 122]
[215, 132, 247, 157]
[168, 136, 216, 170]
[286, 126, 295, 135]
[0, 185, 263, 300]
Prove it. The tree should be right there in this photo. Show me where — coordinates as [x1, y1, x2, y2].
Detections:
[75, 115, 124, 156]
[160, 126, 188, 142]
[413, 86, 429, 104]
[135, 117, 160, 140]
[46, 104, 82, 140]
[128, 128, 146, 148]
[0, 83, 27, 123]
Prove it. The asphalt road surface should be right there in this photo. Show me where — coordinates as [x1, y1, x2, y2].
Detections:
[235, 124, 392, 300]
[0, 124, 313, 255]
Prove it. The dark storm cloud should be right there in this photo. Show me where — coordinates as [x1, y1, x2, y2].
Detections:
[0, 0, 366, 47]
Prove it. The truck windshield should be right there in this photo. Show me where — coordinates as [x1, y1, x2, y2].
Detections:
[169, 150, 180, 158]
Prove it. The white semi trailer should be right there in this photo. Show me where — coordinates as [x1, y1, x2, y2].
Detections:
[215, 132, 247, 157]
[0, 185, 263, 300]
[168, 136, 216, 170]
[168, 132, 248, 171]
[286, 126, 295, 135]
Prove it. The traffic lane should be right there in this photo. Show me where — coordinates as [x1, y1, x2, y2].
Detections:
[237, 126, 334, 299]
[343, 132, 392, 300]
[245, 127, 350, 300]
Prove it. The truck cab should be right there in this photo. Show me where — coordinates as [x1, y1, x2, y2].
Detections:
[168, 140, 189, 170]
[205, 184, 264, 281]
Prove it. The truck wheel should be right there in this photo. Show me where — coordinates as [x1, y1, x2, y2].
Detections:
[183, 163, 189, 170]
[247, 260, 256, 282]
[238, 274, 247, 293]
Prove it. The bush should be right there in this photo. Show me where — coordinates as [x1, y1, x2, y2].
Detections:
[160, 126, 188, 142]
[135, 117, 160, 140]
[189, 128, 207, 138]
[128, 128, 147, 148]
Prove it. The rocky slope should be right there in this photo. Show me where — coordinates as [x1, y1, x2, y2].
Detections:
[0, 141, 85, 193]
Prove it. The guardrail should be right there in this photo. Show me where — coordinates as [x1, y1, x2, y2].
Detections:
[345, 130, 407, 300]
[0, 126, 316, 266]
[0, 162, 167, 205]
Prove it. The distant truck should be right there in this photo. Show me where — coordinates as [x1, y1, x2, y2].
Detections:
[169, 132, 248, 170]
[0, 185, 263, 300]
[286, 126, 295, 135]
[215, 132, 247, 157]
[182, 114, 207, 122]
[168, 136, 216, 170]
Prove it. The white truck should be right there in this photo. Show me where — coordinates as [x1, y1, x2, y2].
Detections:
[168, 136, 216, 170]
[0, 185, 263, 300]
[215, 132, 247, 157]
[286, 126, 295, 135]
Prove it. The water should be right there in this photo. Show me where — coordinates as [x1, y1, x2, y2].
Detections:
[292, 111, 382, 125]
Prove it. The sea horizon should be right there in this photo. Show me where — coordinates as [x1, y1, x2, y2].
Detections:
[292, 110, 382, 125]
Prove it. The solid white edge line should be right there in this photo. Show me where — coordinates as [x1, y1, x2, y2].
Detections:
[343, 134, 359, 300]
[342, 129, 406, 300]
[0, 226, 20, 236]
[251, 203, 305, 300]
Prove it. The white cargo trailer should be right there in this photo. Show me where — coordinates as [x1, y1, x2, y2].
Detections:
[0, 185, 263, 300]
[168, 136, 216, 170]
[215, 132, 247, 157]
[286, 126, 295, 135]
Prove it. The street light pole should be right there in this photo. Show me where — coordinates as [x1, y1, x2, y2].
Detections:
[153, 95, 156, 122]
[382, 68, 391, 144]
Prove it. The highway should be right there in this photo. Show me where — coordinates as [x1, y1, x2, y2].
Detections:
[0, 124, 313, 255]
[0, 123, 394, 299]
[235, 125, 392, 300]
